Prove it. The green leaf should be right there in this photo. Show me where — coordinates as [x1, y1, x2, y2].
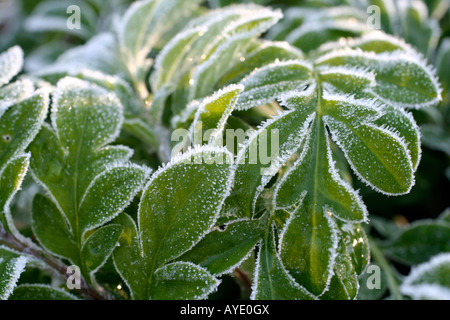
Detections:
[10, 284, 78, 300]
[275, 117, 368, 222]
[400, 253, 450, 300]
[336, 221, 370, 276]
[373, 104, 421, 170]
[220, 33, 440, 300]
[226, 106, 314, 218]
[218, 40, 303, 86]
[251, 225, 316, 300]
[77, 165, 149, 232]
[178, 218, 264, 275]
[321, 242, 358, 300]
[0, 46, 23, 87]
[139, 147, 234, 269]
[150, 27, 203, 93]
[150, 262, 220, 300]
[118, 0, 203, 88]
[237, 60, 313, 111]
[0, 246, 28, 300]
[31, 194, 77, 261]
[325, 118, 414, 195]
[191, 84, 244, 146]
[69, 70, 144, 117]
[268, 7, 367, 53]
[82, 224, 123, 275]
[150, 5, 283, 120]
[0, 90, 49, 169]
[111, 213, 148, 300]
[30, 81, 149, 281]
[278, 196, 339, 296]
[36, 33, 122, 78]
[188, 7, 282, 100]
[317, 48, 442, 109]
[0, 154, 29, 227]
[0, 79, 34, 115]
[379, 220, 450, 266]
[114, 146, 234, 299]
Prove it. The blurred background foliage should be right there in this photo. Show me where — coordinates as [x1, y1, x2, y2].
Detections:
[1, 0, 449, 300]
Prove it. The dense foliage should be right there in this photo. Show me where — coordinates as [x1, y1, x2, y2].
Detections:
[0, 0, 449, 300]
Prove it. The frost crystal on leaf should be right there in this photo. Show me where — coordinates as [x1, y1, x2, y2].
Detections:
[400, 253, 450, 300]
[0, 46, 23, 88]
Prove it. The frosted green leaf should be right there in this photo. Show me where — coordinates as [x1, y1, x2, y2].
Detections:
[226, 108, 314, 218]
[10, 284, 78, 300]
[32, 194, 77, 261]
[0, 46, 23, 87]
[150, 27, 203, 92]
[151, 262, 220, 300]
[0, 90, 49, 170]
[150, 6, 246, 93]
[139, 146, 235, 268]
[0, 79, 35, 115]
[318, 66, 376, 95]
[278, 196, 339, 296]
[0, 87, 48, 232]
[189, 7, 282, 100]
[112, 213, 148, 300]
[218, 40, 303, 86]
[336, 221, 370, 276]
[191, 84, 244, 146]
[149, 5, 285, 122]
[118, 0, 203, 86]
[178, 218, 264, 275]
[221, 33, 441, 300]
[316, 48, 442, 109]
[35, 33, 122, 78]
[81, 224, 123, 275]
[378, 220, 450, 266]
[325, 118, 414, 195]
[275, 118, 368, 223]
[321, 245, 358, 300]
[400, 253, 450, 300]
[268, 7, 367, 53]
[0, 154, 29, 228]
[114, 146, 234, 299]
[251, 225, 316, 300]
[373, 104, 421, 170]
[0, 246, 28, 300]
[237, 60, 313, 110]
[78, 165, 149, 232]
[317, 31, 412, 55]
[30, 83, 149, 282]
[69, 70, 143, 116]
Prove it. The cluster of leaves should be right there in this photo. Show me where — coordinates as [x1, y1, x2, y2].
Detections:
[0, 0, 449, 300]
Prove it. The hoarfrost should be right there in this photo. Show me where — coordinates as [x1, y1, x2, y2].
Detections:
[0, 46, 23, 88]
[400, 253, 450, 300]
[0, 246, 29, 300]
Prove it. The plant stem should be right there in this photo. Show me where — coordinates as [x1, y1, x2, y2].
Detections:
[368, 236, 404, 300]
[0, 224, 108, 300]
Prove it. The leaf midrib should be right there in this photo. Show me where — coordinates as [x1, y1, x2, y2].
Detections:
[71, 108, 90, 277]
